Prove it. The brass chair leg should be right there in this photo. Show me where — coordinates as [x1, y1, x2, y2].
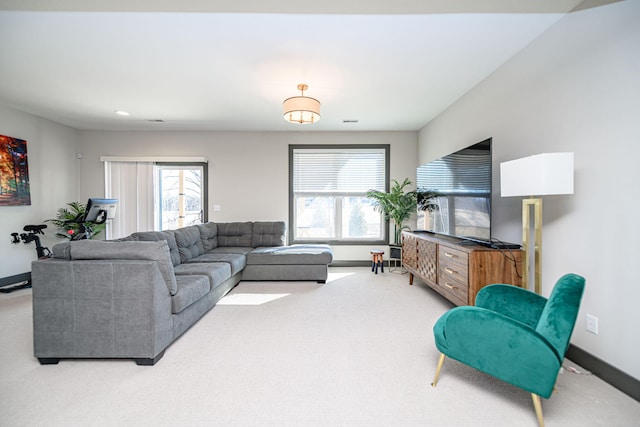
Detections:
[431, 353, 446, 387]
[531, 394, 545, 427]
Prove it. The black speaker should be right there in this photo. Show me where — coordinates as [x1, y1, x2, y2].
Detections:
[390, 245, 402, 259]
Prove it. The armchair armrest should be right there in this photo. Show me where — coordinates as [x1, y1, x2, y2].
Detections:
[475, 284, 547, 329]
[433, 306, 560, 398]
[32, 258, 174, 361]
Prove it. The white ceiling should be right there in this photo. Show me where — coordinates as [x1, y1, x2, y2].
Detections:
[0, 0, 599, 131]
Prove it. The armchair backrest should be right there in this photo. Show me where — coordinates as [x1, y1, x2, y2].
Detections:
[535, 273, 585, 361]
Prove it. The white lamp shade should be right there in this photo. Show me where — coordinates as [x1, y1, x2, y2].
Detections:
[500, 152, 574, 197]
[283, 96, 321, 124]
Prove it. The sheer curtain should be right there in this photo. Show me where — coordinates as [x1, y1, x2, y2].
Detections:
[104, 161, 155, 239]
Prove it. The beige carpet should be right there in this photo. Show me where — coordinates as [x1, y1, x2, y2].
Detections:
[1, 267, 638, 426]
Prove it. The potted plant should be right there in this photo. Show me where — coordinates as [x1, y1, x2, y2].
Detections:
[46, 201, 105, 240]
[367, 178, 417, 245]
[367, 178, 440, 245]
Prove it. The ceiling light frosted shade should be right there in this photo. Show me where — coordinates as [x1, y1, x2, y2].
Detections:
[500, 152, 574, 197]
[283, 84, 321, 124]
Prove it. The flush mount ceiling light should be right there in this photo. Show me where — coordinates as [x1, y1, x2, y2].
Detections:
[283, 84, 320, 124]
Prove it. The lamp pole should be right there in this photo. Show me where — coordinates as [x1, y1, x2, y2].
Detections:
[522, 197, 542, 295]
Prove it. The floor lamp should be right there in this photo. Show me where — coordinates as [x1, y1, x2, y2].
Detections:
[500, 153, 574, 295]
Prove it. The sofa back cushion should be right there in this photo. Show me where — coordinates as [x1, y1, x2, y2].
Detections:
[198, 222, 218, 251]
[52, 240, 178, 295]
[173, 225, 205, 263]
[216, 222, 253, 247]
[251, 221, 286, 247]
[131, 230, 181, 266]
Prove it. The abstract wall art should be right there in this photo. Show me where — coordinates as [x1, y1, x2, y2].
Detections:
[0, 134, 31, 206]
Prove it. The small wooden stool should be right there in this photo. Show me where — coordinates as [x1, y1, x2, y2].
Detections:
[370, 249, 384, 274]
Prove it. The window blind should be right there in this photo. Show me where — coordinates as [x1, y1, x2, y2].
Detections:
[104, 161, 155, 239]
[292, 148, 386, 193]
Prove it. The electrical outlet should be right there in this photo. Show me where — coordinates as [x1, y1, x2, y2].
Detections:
[586, 313, 598, 335]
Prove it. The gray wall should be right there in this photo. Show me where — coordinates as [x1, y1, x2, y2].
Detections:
[0, 106, 79, 278]
[76, 130, 418, 262]
[418, 1, 640, 380]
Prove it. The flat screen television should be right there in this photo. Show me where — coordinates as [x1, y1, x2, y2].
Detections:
[416, 138, 492, 244]
[84, 198, 118, 224]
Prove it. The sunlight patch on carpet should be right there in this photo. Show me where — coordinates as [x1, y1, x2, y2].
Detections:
[218, 293, 290, 305]
[326, 271, 355, 283]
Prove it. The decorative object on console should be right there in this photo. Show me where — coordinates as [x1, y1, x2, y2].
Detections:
[283, 83, 321, 124]
[0, 134, 31, 206]
[500, 152, 574, 295]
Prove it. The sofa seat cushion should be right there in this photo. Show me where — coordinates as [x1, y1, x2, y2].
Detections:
[172, 275, 211, 314]
[189, 253, 247, 275]
[209, 246, 253, 255]
[247, 244, 333, 265]
[174, 262, 232, 290]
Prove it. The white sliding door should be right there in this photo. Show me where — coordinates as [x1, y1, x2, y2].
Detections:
[103, 157, 208, 239]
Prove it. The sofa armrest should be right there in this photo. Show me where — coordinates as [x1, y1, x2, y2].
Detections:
[32, 258, 174, 361]
[433, 306, 560, 398]
[475, 284, 547, 329]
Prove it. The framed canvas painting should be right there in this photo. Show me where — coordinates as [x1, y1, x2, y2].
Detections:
[0, 134, 31, 206]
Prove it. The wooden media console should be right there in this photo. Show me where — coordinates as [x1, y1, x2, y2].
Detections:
[402, 231, 523, 306]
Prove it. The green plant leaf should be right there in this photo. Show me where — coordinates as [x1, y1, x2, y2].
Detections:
[367, 178, 417, 244]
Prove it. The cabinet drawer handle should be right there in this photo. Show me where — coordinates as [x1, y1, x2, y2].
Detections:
[445, 267, 456, 275]
[444, 282, 457, 290]
[444, 252, 456, 258]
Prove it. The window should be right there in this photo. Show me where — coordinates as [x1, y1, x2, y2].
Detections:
[156, 163, 207, 231]
[290, 145, 389, 244]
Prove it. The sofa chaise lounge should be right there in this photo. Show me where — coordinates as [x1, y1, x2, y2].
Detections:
[31, 221, 332, 365]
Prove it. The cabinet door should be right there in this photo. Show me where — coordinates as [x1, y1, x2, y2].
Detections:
[417, 238, 437, 285]
[402, 232, 417, 270]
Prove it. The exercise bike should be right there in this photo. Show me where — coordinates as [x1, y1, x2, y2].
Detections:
[3, 224, 51, 293]
[63, 209, 107, 240]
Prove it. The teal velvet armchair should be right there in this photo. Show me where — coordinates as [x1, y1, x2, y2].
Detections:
[431, 273, 585, 427]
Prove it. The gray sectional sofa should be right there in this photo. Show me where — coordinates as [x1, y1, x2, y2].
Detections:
[31, 221, 332, 365]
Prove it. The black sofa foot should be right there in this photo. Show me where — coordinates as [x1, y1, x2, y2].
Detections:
[317, 280, 326, 284]
[38, 358, 60, 365]
[134, 351, 165, 366]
